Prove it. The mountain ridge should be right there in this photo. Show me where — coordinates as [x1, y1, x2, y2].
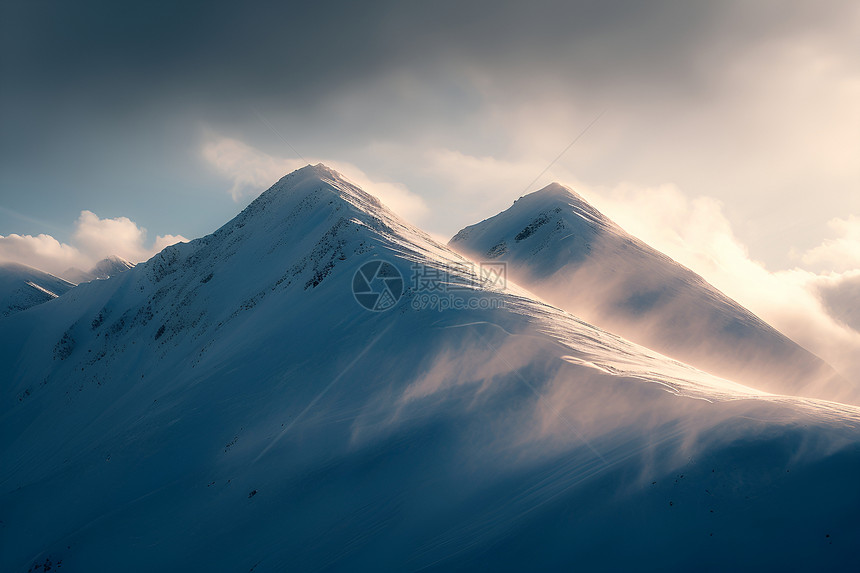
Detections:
[450, 182, 851, 401]
[3, 165, 860, 571]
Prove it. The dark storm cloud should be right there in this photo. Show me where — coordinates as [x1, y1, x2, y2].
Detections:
[6, 0, 852, 107]
[0, 2, 791, 112]
[4, 0, 728, 196]
[2, 0, 858, 243]
[0, 1, 750, 165]
[4, 0, 855, 157]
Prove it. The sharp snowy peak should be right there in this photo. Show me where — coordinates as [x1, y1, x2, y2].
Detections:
[450, 182, 850, 401]
[0, 262, 74, 318]
[63, 254, 135, 284]
[3, 165, 860, 572]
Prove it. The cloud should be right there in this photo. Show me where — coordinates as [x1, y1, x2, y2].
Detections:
[799, 215, 860, 273]
[152, 234, 189, 253]
[201, 136, 302, 201]
[0, 233, 85, 276]
[201, 134, 429, 222]
[73, 210, 148, 262]
[816, 271, 860, 333]
[0, 212, 187, 278]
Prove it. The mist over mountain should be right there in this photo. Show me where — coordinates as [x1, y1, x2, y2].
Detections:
[819, 274, 860, 334]
[450, 182, 852, 403]
[3, 166, 860, 571]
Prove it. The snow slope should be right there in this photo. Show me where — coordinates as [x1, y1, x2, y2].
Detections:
[63, 255, 135, 284]
[2, 166, 860, 572]
[0, 262, 75, 318]
[450, 183, 851, 402]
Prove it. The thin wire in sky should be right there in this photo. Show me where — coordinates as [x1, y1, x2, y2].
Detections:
[250, 105, 307, 164]
[0, 205, 66, 234]
[520, 109, 606, 195]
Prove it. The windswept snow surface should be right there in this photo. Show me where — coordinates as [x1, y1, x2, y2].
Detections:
[2, 166, 860, 572]
[450, 183, 852, 402]
[0, 262, 75, 318]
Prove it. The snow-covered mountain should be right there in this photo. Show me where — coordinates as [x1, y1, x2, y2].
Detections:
[90, 254, 135, 279]
[63, 254, 135, 284]
[0, 262, 75, 318]
[450, 183, 850, 402]
[3, 165, 860, 572]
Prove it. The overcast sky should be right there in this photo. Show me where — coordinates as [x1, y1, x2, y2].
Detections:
[2, 1, 860, 373]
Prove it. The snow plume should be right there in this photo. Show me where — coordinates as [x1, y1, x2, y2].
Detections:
[345, 311, 857, 493]
[0, 211, 187, 277]
[201, 135, 303, 201]
[581, 183, 860, 386]
[201, 134, 429, 223]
